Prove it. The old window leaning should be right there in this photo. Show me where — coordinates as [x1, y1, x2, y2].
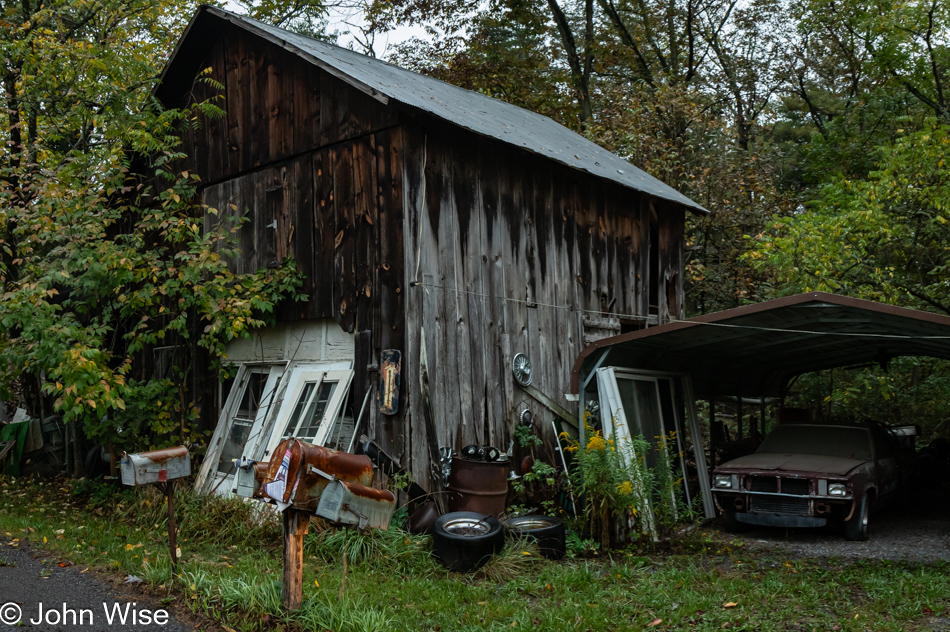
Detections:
[196, 362, 354, 495]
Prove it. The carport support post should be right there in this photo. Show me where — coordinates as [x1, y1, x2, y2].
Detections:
[282, 509, 310, 610]
[708, 397, 717, 467]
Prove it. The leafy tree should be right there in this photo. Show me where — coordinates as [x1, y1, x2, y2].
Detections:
[751, 122, 950, 313]
[0, 0, 305, 452]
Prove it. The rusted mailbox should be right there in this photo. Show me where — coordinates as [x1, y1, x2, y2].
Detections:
[260, 438, 374, 508]
[254, 438, 396, 611]
[120, 446, 191, 486]
[315, 479, 395, 530]
[119, 446, 190, 574]
[257, 439, 395, 529]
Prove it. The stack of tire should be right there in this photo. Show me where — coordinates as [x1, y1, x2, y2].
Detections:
[432, 512, 566, 572]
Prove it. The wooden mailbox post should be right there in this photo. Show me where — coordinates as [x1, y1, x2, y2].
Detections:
[254, 438, 396, 610]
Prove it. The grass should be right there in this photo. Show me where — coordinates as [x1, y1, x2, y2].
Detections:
[1, 475, 948, 631]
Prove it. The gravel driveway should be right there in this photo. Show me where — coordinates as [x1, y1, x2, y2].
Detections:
[717, 484, 950, 562]
[0, 538, 194, 631]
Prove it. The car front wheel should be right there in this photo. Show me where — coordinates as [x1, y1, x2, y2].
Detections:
[844, 495, 869, 541]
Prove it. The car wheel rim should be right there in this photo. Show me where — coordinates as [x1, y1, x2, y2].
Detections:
[442, 517, 492, 536]
[510, 519, 552, 531]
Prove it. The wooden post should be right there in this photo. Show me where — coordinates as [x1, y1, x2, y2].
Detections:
[166, 481, 178, 574]
[282, 509, 310, 610]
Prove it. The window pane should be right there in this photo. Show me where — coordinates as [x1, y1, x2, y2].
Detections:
[217, 370, 268, 474]
[282, 382, 317, 438]
[217, 420, 253, 474]
[617, 378, 664, 471]
[235, 371, 267, 421]
[297, 381, 338, 442]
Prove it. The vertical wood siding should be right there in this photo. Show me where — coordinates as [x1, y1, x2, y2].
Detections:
[167, 27, 685, 487]
[401, 122, 684, 486]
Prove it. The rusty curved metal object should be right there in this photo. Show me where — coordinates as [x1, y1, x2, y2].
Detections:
[261, 438, 374, 510]
[136, 446, 189, 463]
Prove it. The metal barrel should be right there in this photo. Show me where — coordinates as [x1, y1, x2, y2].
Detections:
[446, 455, 509, 517]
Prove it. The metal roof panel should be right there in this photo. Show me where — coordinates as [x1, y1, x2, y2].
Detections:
[169, 7, 706, 215]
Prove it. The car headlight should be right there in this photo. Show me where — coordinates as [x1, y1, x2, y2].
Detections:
[827, 482, 847, 497]
[714, 474, 733, 489]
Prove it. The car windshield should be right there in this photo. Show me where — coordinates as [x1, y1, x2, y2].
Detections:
[757, 425, 872, 461]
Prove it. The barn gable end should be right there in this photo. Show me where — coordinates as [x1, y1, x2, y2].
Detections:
[159, 7, 698, 491]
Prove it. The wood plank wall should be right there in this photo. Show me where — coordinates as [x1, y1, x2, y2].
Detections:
[401, 122, 685, 485]
[172, 29, 406, 452]
[167, 25, 686, 484]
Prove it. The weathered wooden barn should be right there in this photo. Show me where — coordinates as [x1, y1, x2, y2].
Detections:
[155, 6, 706, 493]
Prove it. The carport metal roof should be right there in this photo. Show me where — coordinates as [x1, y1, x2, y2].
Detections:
[572, 292, 950, 399]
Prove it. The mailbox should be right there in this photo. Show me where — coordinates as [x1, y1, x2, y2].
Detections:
[121, 446, 191, 487]
[233, 459, 269, 498]
[260, 438, 374, 510]
[315, 479, 395, 530]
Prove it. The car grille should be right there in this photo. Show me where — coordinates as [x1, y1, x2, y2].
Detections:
[750, 495, 810, 515]
[780, 478, 810, 495]
[748, 476, 810, 495]
[750, 476, 777, 492]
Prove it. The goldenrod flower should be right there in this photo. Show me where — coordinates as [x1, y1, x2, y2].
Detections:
[587, 433, 607, 451]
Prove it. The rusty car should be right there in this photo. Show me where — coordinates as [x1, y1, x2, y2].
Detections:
[711, 422, 917, 540]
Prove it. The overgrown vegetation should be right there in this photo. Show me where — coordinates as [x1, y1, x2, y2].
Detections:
[0, 0, 305, 453]
[560, 422, 695, 547]
[3, 475, 949, 631]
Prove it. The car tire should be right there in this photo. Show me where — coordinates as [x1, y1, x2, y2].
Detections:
[719, 510, 749, 533]
[503, 515, 566, 560]
[432, 512, 505, 572]
[844, 496, 870, 541]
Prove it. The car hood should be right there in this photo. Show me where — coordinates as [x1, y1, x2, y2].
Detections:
[717, 452, 867, 476]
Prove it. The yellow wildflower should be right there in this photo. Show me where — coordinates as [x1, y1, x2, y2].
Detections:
[587, 434, 607, 451]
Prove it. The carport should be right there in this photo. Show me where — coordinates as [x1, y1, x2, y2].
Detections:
[570, 292, 950, 521]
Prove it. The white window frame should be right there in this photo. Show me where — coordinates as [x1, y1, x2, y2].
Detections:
[196, 361, 354, 497]
[596, 367, 660, 539]
[595, 368, 715, 524]
[258, 366, 354, 460]
[196, 363, 285, 494]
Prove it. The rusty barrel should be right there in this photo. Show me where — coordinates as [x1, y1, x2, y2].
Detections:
[446, 455, 509, 517]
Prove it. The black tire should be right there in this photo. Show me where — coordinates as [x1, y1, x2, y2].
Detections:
[844, 496, 870, 541]
[432, 512, 505, 572]
[503, 515, 566, 560]
[84, 445, 108, 477]
[719, 509, 749, 533]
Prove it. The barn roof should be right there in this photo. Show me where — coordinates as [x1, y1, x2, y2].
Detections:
[157, 6, 707, 215]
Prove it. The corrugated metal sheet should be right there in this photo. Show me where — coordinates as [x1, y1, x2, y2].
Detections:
[573, 292, 950, 397]
[161, 6, 707, 214]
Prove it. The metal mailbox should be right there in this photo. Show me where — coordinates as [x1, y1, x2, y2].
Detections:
[315, 479, 396, 530]
[121, 446, 191, 487]
[260, 438, 374, 510]
[233, 459, 268, 498]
